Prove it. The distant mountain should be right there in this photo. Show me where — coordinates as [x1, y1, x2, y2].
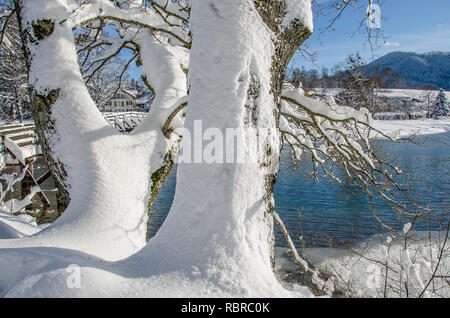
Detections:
[363, 51, 450, 90]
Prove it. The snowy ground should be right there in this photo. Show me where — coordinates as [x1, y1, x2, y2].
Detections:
[0, 115, 448, 297]
[0, 210, 42, 239]
[0, 208, 314, 298]
[2, 210, 447, 298]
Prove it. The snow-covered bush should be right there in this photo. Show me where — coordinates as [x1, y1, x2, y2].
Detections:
[308, 225, 449, 298]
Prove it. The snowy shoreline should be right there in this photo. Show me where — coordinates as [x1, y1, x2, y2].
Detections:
[372, 118, 450, 138]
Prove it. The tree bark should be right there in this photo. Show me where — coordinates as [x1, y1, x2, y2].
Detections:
[256, 0, 312, 262]
[14, 1, 70, 213]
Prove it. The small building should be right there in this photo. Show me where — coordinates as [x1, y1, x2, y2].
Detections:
[104, 88, 139, 112]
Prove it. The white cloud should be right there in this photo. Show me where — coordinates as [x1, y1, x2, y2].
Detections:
[436, 22, 450, 29]
[384, 41, 400, 47]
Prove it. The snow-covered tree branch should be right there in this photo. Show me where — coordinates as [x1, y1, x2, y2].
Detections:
[280, 84, 421, 229]
[0, 0, 189, 260]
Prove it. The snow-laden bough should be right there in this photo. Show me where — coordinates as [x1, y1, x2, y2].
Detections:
[0, 0, 189, 261]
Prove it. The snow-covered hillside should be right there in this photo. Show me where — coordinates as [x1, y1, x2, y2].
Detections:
[363, 51, 450, 90]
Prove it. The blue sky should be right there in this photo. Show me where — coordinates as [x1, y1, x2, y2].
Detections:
[291, 0, 450, 71]
[127, 1, 450, 80]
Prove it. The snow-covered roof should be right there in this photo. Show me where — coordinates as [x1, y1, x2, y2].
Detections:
[378, 92, 412, 99]
[120, 88, 139, 98]
[136, 92, 154, 105]
[376, 88, 450, 100]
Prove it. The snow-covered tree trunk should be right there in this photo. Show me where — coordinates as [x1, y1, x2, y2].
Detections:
[13, 0, 70, 213]
[2, 0, 185, 261]
[137, 0, 312, 293]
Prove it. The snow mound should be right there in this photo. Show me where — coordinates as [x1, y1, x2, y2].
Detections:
[0, 210, 41, 238]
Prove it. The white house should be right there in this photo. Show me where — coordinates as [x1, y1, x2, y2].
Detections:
[104, 88, 139, 112]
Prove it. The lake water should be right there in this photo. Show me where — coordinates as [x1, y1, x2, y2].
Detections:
[147, 132, 450, 248]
